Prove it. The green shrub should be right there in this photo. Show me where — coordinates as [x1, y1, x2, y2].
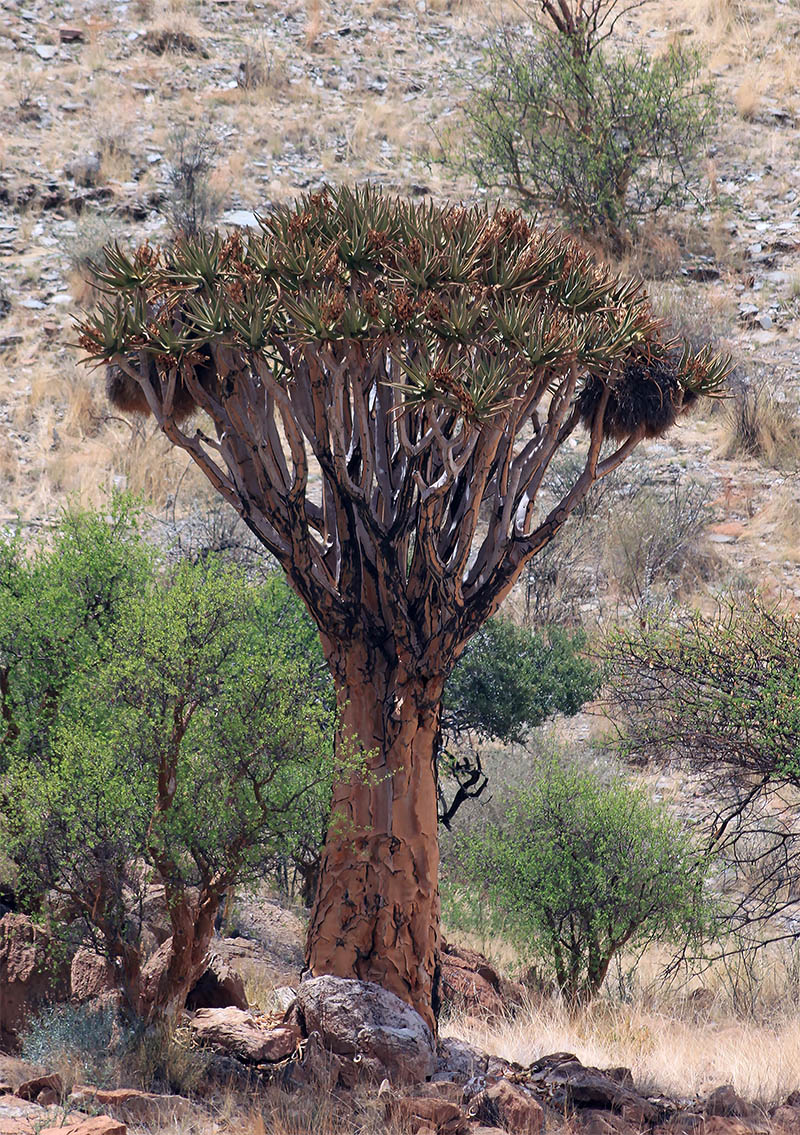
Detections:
[443, 750, 711, 1003]
[445, 619, 598, 745]
[20, 1003, 124, 1089]
[459, 12, 715, 244]
[0, 501, 345, 1018]
[438, 619, 599, 827]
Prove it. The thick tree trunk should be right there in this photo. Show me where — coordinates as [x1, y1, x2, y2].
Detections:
[133, 892, 220, 1023]
[306, 640, 443, 1032]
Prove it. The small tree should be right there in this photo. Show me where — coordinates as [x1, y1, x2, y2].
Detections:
[438, 619, 598, 826]
[78, 185, 726, 1028]
[445, 751, 711, 1003]
[459, 1, 715, 245]
[602, 601, 800, 938]
[1, 508, 338, 1022]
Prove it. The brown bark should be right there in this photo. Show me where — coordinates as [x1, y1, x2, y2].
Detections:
[136, 890, 220, 1022]
[306, 640, 443, 1032]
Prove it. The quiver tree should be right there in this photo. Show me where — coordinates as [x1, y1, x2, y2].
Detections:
[78, 185, 727, 1029]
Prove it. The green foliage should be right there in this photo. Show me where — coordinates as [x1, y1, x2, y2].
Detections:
[0, 503, 340, 973]
[445, 619, 598, 745]
[0, 497, 153, 771]
[438, 619, 599, 825]
[459, 20, 715, 243]
[443, 750, 711, 1003]
[78, 184, 729, 409]
[603, 600, 800, 781]
[20, 1003, 123, 1089]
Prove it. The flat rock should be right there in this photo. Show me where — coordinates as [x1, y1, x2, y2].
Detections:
[189, 1008, 301, 1064]
[16, 1075, 62, 1103]
[69, 1087, 193, 1123]
[40, 1119, 126, 1135]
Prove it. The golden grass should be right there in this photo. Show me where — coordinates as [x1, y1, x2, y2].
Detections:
[447, 999, 800, 1104]
[735, 73, 762, 121]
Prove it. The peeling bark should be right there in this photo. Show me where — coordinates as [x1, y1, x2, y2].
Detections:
[307, 640, 443, 1032]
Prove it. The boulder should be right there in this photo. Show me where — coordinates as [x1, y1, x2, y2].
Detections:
[770, 1105, 800, 1134]
[273, 986, 298, 1014]
[296, 974, 436, 1086]
[186, 950, 247, 1011]
[64, 154, 101, 188]
[17, 1075, 63, 1103]
[0, 914, 69, 1049]
[188, 1008, 301, 1064]
[469, 1079, 545, 1135]
[70, 949, 116, 1003]
[528, 1052, 656, 1122]
[704, 1087, 753, 1119]
[701, 1121, 759, 1135]
[434, 1037, 488, 1083]
[440, 940, 505, 1017]
[389, 1095, 469, 1135]
[580, 1109, 639, 1135]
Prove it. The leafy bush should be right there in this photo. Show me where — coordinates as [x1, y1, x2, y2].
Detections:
[0, 501, 343, 1019]
[445, 619, 597, 745]
[444, 750, 711, 1003]
[439, 618, 599, 824]
[20, 1003, 123, 1089]
[459, 7, 715, 243]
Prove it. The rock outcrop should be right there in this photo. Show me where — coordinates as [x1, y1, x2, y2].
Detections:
[0, 913, 68, 1050]
[296, 974, 436, 1086]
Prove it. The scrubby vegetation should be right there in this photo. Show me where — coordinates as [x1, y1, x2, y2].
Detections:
[3, 0, 800, 1124]
[457, 0, 715, 245]
[443, 748, 713, 1004]
[1, 500, 342, 1021]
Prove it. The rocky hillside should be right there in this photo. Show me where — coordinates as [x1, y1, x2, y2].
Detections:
[0, 0, 798, 606]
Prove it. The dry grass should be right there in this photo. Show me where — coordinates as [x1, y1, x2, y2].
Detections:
[447, 999, 800, 1104]
[735, 73, 762, 121]
[748, 482, 800, 564]
[721, 378, 800, 469]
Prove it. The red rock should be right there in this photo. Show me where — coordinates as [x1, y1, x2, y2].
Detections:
[16, 1075, 63, 1103]
[471, 1080, 545, 1135]
[186, 950, 247, 1011]
[70, 948, 116, 1003]
[390, 1096, 469, 1134]
[68, 1087, 192, 1123]
[40, 1118, 126, 1135]
[771, 1105, 800, 1134]
[440, 939, 505, 1016]
[701, 1121, 757, 1135]
[580, 1109, 639, 1135]
[704, 1087, 753, 1119]
[0, 915, 69, 1048]
[189, 1008, 301, 1064]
